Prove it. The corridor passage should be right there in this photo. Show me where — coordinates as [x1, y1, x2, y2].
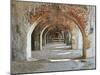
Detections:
[32, 42, 82, 60]
[11, 1, 96, 74]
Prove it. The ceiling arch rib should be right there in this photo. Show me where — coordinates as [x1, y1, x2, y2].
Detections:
[28, 4, 88, 32]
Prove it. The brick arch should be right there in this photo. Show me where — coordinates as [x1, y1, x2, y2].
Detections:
[66, 11, 87, 58]
[26, 8, 88, 60]
[39, 12, 87, 58]
[26, 16, 42, 60]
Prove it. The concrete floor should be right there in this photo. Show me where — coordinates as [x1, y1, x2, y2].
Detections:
[32, 42, 82, 59]
[11, 42, 96, 74]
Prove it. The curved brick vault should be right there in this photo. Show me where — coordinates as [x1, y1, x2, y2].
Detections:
[11, 1, 93, 61]
[27, 4, 90, 59]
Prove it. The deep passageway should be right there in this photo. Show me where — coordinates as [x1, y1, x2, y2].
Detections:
[32, 42, 82, 60]
[11, 1, 96, 74]
[43, 42, 71, 50]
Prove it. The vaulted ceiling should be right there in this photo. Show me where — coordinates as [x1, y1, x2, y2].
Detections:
[28, 4, 89, 32]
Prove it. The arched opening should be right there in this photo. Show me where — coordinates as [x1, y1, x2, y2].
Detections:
[26, 17, 41, 60]
[26, 4, 88, 61]
[27, 20, 85, 61]
[30, 21, 83, 60]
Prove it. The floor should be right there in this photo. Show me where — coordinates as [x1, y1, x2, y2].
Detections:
[11, 42, 96, 74]
[32, 42, 82, 60]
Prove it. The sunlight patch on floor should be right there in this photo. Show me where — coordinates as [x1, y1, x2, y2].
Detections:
[49, 59, 71, 62]
[57, 52, 71, 55]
